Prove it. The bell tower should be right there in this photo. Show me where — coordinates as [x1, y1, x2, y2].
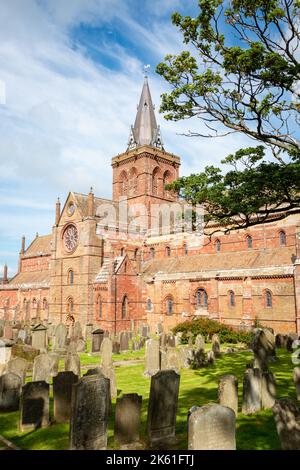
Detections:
[112, 77, 181, 208]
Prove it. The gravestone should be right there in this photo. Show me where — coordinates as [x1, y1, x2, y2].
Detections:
[218, 375, 238, 416]
[70, 375, 110, 450]
[32, 354, 52, 384]
[275, 334, 287, 349]
[112, 340, 120, 354]
[251, 329, 275, 368]
[92, 329, 105, 353]
[100, 337, 113, 369]
[159, 333, 167, 351]
[49, 353, 59, 378]
[132, 340, 140, 352]
[212, 334, 221, 358]
[207, 350, 215, 365]
[31, 324, 47, 352]
[273, 398, 300, 450]
[120, 332, 129, 352]
[18, 329, 27, 343]
[142, 325, 149, 337]
[157, 323, 163, 335]
[76, 339, 86, 353]
[73, 321, 83, 340]
[54, 323, 67, 352]
[178, 346, 194, 369]
[165, 348, 181, 374]
[3, 325, 13, 340]
[114, 394, 142, 446]
[53, 371, 78, 423]
[65, 353, 81, 377]
[20, 381, 49, 431]
[102, 366, 117, 399]
[147, 370, 180, 445]
[242, 368, 262, 414]
[0, 340, 12, 365]
[261, 370, 276, 409]
[293, 367, 300, 401]
[195, 334, 205, 352]
[144, 339, 160, 376]
[7, 357, 28, 384]
[0, 372, 22, 411]
[188, 404, 236, 450]
[167, 335, 176, 348]
[175, 332, 182, 347]
[286, 332, 298, 353]
[11, 343, 39, 362]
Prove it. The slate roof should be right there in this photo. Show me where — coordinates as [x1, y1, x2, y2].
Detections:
[24, 234, 52, 257]
[2, 271, 50, 289]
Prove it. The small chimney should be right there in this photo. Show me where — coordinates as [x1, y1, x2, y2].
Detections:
[55, 197, 61, 226]
[20, 235, 25, 255]
[88, 187, 94, 217]
[3, 264, 8, 284]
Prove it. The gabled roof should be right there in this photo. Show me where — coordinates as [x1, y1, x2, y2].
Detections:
[2, 271, 50, 289]
[24, 234, 52, 257]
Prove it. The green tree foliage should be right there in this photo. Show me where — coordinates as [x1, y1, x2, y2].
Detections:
[157, 0, 300, 230]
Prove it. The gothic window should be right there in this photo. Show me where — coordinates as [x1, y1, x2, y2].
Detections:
[32, 298, 37, 309]
[196, 289, 208, 308]
[67, 298, 74, 315]
[68, 270, 74, 285]
[163, 170, 172, 197]
[166, 296, 174, 315]
[166, 246, 171, 257]
[119, 171, 128, 196]
[150, 247, 155, 259]
[152, 167, 160, 195]
[215, 239, 221, 252]
[134, 248, 139, 260]
[229, 291, 235, 307]
[247, 235, 253, 249]
[265, 290, 273, 308]
[63, 225, 79, 253]
[146, 299, 153, 311]
[121, 247, 125, 256]
[183, 243, 188, 255]
[279, 231, 286, 246]
[43, 298, 48, 310]
[129, 167, 138, 195]
[122, 295, 128, 319]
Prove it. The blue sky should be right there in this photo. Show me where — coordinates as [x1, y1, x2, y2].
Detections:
[0, 0, 254, 276]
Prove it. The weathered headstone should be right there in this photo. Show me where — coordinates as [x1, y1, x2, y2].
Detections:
[92, 329, 105, 353]
[175, 332, 182, 347]
[120, 331, 129, 352]
[195, 334, 205, 352]
[147, 370, 180, 445]
[17, 329, 27, 343]
[275, 334, 287, 349]
[54, 323, 67, 352]
[3, 325, 13, 340]
[212, 334, 221, 358]
[100, 337, 113, 369]
[293, 367, 300, 401]
[242, 368, 262, 414]
[76, 339, 86, 353]
[167, 334, 176, 348]
[273, 398, 300, 450]
[251, 328, 275, 368]
[65, 353, 81, 377]
[112, 340, 120, 354]
[114, 394, 142, 446]
[165, 348, 181, 373]
[218, 375, 238, 416]
[188, 404, 236, 450]
[70, 375, 110, 450]
[0, 339, 12, 365]
[144, 339, 160, 377]
[0, 372, 22, 411]
[7, 357, 28, 384]
[178, 346, 194, 369]
[207, 350, 215, 365]
[11, 343, 39, 362]
[31, 324, 47, 352]
[53, 371, 78, 423]
[261, 370, 276, 409]
[32, 353, 52, 383]
[20, 381, 49, 431]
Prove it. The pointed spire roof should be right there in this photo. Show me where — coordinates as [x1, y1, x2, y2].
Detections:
[127, 77, 164, 151]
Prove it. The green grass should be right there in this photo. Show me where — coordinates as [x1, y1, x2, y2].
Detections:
[0, 349, 297, 450]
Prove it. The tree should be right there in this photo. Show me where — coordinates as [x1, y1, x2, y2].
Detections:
[156, 0, 300, 231]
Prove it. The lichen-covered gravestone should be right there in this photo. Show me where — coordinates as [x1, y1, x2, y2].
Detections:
[273, 398, 300, 450]
[53, 371, 78, 423]
[20, 381, 49, 431]
[218, 375, 238, 416]
[69, 375, 110, 450]
[293, 367, 300, 401]
[0, 372, 22, 412]
[32, 353, 52, 384]
[114, 394, 142, 446]
[212, 334, 221, 358]
[147, 370, 180, 446]
[7, 357, 29, 385]
[144, 339, 160, 377]
[54, 323, 67, 353]
[65, 353, 81, 377]
[188, 404, 236, 450]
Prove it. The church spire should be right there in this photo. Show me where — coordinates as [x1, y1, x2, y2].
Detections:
[127, 77, 164, 151]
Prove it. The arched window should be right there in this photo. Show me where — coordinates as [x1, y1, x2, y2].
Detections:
[146, 299, 153, 311]
[134, 248, 139, 260]
[152, 167, 160, 195]
[119, 170, 128, 196]
[32, 298, 37, 309]
[98, 296, 103, 319]
[196, 289, 208, 308]
[122, 295, 128, 319]
[163, 170, 172, 197]
[129, 167, 138, 195]
[265, 290, 273, 308]
[183, 243, 188, 256]
[166, 246, 171, 257]
[279, 231, 286, 246]
[150, 247, 155, 259]
[229, 290, 235, 307]
[247, 235, 253, 249]
[215, 239, 221, 252]
[166, 297, 174, 315]
[43, 298, 48, 310]
[67, 298, 74, 315]
[121, 247, 125, 256]
[68, 270, 74, 285]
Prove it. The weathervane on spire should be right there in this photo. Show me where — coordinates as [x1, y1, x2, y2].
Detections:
[144, 64, 151, 77]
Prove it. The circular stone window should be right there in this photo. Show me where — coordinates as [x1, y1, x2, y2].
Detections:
[63, 224, 79, 253]
[67, 202, 76, 216]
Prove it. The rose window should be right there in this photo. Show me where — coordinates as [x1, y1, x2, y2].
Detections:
[63, 225, 78, 252]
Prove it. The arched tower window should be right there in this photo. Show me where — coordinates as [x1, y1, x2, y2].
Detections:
[279, 231, 286, 246]
[119, 170, 128, 196]
[150, 247, 155, 259]
[134, 248, 139, 260]
[121, 247, 125, 256]
[122, 295, 128, 319]
[129, 167, 138, 195]
[265, 290, 273, 308]
[166, 246, 171, 257]
[68, 270, 74, 285]
[43, 298, 48, 310]
[152, 167, 160, 195]
[146, 299, 153, 311]
[165, 296, 174, 315]
[183, 243, 188, 255]
[215, 239, 221, 252]
[229, 290, 235, 307]
[32, 298, 37, 310]
[196, 289, 208, 308]
[247, 235, 253, 249]
[67, 298, 74, 315]
[163, 170, 172, 197]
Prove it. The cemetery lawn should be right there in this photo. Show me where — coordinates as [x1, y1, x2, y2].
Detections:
[0, 349, 296, 450]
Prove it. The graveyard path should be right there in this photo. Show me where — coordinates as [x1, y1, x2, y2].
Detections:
[0, 435, 20, 451]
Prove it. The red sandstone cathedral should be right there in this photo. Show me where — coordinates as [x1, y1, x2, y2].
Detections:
[1, 78, 300, 335]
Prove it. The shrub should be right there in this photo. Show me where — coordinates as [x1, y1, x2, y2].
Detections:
[172, 318, 253, 345]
